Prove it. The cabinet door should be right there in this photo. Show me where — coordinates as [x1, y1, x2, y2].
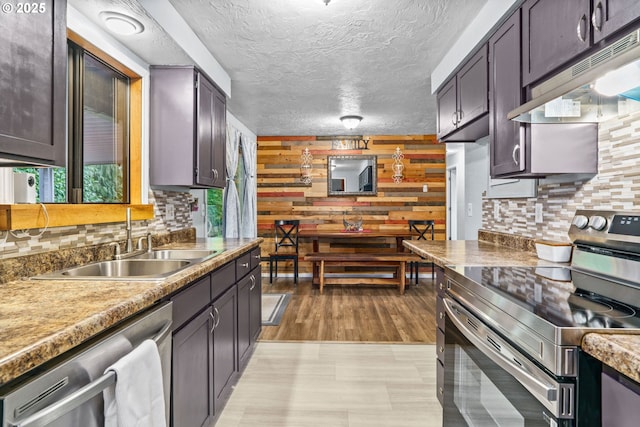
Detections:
[212, 285, 238, 413]
[0, 0, 66, 166]
[522, 0, 591, 86]
[489, 10, 526, 177]
[211, 87, 226, 189]
[436, 78, 458, 139]
[238, 268, 261, 368]
[593, 0, 640, 43]
[172, 308, 214, 427]
[457, 45, 488, 128]
[196, 74, 216, 187]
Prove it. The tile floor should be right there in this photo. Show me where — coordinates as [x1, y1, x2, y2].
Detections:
[215, 342, 442, 427]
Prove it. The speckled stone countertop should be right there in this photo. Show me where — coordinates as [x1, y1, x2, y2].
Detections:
[582, 334, 640, 383]
[0, 237, 262, 387]
[402, 239, 558, 267]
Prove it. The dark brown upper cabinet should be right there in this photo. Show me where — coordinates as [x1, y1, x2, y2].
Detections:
[489, 10, 525, 177]
[436, 45, 489, 142]
[150, 66, 226, 189]
[522, 0, 592, 87]
[0, 0, 66, 166]
[522, 0, 640, 87]
[592, 0, 640, 44]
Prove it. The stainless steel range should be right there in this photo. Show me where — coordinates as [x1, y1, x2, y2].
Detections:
[441, 210, 640, 427]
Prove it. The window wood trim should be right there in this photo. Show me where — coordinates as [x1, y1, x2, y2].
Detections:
[0, 30, 152, 231]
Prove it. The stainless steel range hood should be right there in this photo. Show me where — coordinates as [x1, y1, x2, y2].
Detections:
[509, 29, 640, 123]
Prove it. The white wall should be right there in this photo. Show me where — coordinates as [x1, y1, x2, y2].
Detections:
[446, 146, 465, 240]
[463, 138, 490, 239]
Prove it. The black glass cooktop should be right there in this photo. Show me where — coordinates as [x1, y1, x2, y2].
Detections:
[452, 265, 640, 330]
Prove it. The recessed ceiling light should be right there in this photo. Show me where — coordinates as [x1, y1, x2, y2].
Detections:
[99, 11, 145, 35]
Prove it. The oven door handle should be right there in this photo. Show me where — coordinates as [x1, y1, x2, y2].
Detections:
[443, 297, 570, 417]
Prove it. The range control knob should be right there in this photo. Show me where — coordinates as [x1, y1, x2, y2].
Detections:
[572, 215, 589, 229]
[588, 215, 608, 231]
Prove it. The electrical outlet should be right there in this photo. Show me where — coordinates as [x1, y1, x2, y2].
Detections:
[535, 203, 543, 223]
[422, 184, 429, 192]
[166, 204, 175, 220]
[493, 201, 500, 221]
[467, 203, 473, 217]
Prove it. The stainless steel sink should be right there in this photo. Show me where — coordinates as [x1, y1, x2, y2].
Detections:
[133, 249, 219, 261]
[33, 259, 193, 281]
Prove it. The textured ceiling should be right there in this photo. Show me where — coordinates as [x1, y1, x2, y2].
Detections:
[69, 0, 488, 136]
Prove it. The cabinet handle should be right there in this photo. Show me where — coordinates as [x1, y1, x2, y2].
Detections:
[212, 169, 219, 182]
[592, 2, 603, 32]
[451, 111, 458, 126]
[576, 14, 587, 42]
[250, 275, 256, 291]
[213, 307, 220, 329]
[439, 312, 444, 320]
[512, 144, 520, 166]
[241, 262, 249, 268]
[209, 311, 216, 334]
[439, 346, 444, 354]
[439, 387, 444, 396]
[254, 254, 261, 260]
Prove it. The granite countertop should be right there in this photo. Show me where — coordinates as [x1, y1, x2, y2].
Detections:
[402, 239, 557, 267]
[582, 334, 640, 383]
[0, 238, 262, 387]
[404, 239, 640, 383]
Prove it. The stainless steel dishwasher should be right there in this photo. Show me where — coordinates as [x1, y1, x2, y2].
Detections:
[0, 302, 172, 427]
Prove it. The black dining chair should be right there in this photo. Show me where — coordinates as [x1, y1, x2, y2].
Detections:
[408, 220, 435, 285]
[269, 220, 300, 285]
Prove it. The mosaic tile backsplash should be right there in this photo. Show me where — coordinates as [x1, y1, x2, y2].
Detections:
[0, 189, 194, 259]
[482, 110, 640, 242]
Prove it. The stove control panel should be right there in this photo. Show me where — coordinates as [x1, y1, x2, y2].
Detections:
[569, 210, 640, 254]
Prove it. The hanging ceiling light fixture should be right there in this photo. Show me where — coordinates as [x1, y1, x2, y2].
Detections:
[340, 115, 363, 130]
[322, 0, 331, 5]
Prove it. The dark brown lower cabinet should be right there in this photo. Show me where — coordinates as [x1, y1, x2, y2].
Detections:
[170, 247, 262, 427]
[212, 285, 238, 411]
[172, 308, 214, 427]
[238, 266, 262, 368]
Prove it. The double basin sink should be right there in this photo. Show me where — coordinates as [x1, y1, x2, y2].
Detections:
[33, 249, 220, 281]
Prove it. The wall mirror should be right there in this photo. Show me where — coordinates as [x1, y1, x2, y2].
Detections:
[327, 155, 377, 196]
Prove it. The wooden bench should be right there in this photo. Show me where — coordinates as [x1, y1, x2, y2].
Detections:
[304, 252, 422, 294]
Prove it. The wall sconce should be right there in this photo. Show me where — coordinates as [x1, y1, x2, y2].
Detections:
[300, 148, 313, 184]
[392, 147, 404, 184]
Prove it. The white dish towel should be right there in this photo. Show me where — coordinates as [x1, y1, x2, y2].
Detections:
[103, 339, 166, 427]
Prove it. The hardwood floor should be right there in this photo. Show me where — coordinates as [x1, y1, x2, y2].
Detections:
[259, 275, 438, 343]
[215, 342, 442, 427]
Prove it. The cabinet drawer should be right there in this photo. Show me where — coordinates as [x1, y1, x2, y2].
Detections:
[250, 247, 261, 270]
[436, 327, 445, 365]
[171, 275, 211, 329]
[236, 252, 252, 280]
[211, 261, 236, 301]
[436, 296, 445, 332]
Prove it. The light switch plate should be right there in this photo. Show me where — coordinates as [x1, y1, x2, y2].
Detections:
[166, 204, 175, 220]
[535, 203, 543, 223]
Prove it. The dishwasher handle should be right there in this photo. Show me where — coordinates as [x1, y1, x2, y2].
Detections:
[11, 319, 172, 427]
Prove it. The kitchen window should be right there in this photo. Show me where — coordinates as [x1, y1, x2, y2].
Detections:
[0, 30, 153, 231]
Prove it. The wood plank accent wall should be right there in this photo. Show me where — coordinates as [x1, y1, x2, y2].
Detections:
[257, 135, 446, 275]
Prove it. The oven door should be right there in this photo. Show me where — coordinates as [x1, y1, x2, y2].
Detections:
[442, 296, 575, 427]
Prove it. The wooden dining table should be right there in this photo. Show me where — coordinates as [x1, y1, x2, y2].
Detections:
[298, 229, 417, 253]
